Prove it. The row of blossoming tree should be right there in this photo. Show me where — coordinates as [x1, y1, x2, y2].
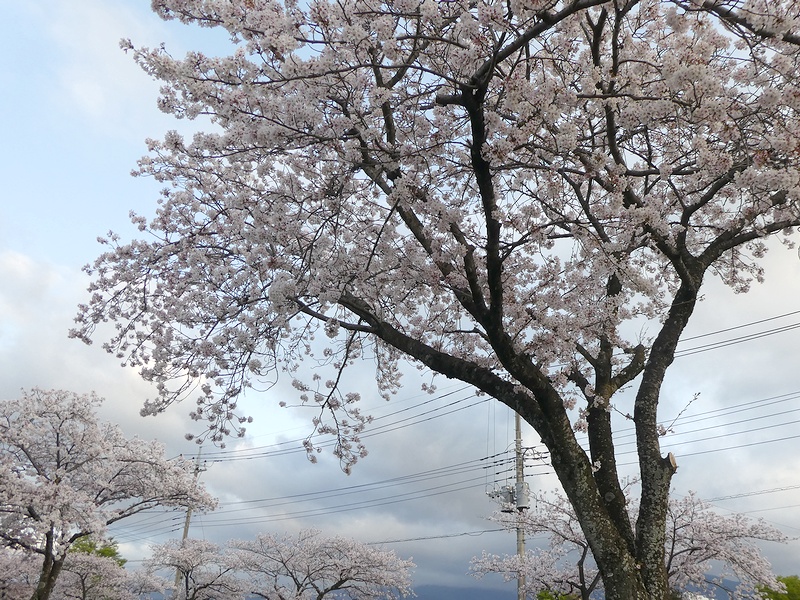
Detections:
[0, 389, 216, 600]
[0, 389, 413, 600]
[1, 388, 791, 599]
[1, 532, 415, 600]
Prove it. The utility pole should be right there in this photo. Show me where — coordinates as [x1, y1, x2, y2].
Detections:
[488, 412, 529, 600]
[514, 411, 527, 600]
[174, 449, 205, 594]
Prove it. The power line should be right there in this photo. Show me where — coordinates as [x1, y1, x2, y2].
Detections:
[113, 310, 800, 543]
[197, 390, 485, 463]
[109, 453, 555, 543]
[189, 309, 800, 463]
[211, 453, 515, 512]
[115, 405, 800, 543]
[674, 432, 800, 458]
[367, 528, 506, 545]
[116, 400, 800, 543]
[708, 484, 800, 503]
[678, 310, 800, 342]
[675, 322, 800, 357]
[198, 462, 553, 523]
[198, 479, 491, 527]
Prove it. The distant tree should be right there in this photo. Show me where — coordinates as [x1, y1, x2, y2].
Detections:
[144, 538, 244, 600]
[0, 547, 39, 600]
[0, 539, 143, 600]
[537, 591, 579, 600]
[473, 490, 785, 599]
[72, 1, 800, 598]
[124, 568, 171, 600]
[760, 575, 800, 600]
[0, 544, 129, 600]
[53, 552, 134, 600]
[0, 388, 218, 600]
[50, 537, 131, 600]
[228, 529, 414, 600]
[69, 537, 127, 567]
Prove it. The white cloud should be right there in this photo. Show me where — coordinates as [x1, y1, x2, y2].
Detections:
[44, 1, 171, 138]
[23, 0, 225, 142]
[0, 251, 59, 324]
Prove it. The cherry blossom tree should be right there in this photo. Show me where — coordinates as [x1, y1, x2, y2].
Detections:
[0, 389, 218, 600]
[52, 552, 135, 600]
[0, 538, 159, 600]
[0, 544, 134, 600]
[143, 538, 244, 600]
[474, 490, 602, 600]
[228, 528, 414, 600]
[124, 568, 172, 600]
[71, 0, 800, 597]
[664, 493, 787, 599]
[472, 489, 786, 599]
[0, 547, 40, 600]
[50, 537, 133, 600]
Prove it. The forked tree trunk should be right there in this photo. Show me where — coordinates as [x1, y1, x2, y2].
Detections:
[30, 555, 63, 600]
[548, 448, 670, 600]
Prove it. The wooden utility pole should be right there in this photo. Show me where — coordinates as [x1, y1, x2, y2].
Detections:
[487, 411, 530, 600]
[515, 411, 526, 600]
[174, 449, 204, 593]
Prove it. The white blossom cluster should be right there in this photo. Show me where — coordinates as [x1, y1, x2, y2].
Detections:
[1, 529, 412, 600]
[142, 529, 414, 600]
[473, 488, 786, 599]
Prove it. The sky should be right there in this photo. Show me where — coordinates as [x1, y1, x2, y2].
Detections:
[2, 0, 800, 594]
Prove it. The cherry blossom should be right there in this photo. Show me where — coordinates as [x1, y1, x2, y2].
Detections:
[473, 489, 786, 599]
[0, 547, 40, 600]
[0, 389, 217, 600]
[72, 1, 800, 598]
[144, 538, 244, 600]
[142, 530, 414, 600]
[227, 528, 414, 600]
[0, 543, 167, 600]
[53, 552, 136, 600]
[124, 568, 171, 600]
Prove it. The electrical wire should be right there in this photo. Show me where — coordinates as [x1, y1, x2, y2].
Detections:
[187, 310, 800, 464]
[110, 310, 800, 545]
[678, 310, 800, 342]
[366, 528, 506, 545]
[708, 484, 800, 503]
[674, 322, 800, 358]
[109, 452, 555, 544]
[196, 390, 484, 463]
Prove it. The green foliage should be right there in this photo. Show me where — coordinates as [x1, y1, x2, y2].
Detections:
[760, 575, 800, 600]
[536, 591, 578, 600]
[69, 537, 127, 567]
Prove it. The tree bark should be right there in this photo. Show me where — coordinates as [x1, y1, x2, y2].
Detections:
[30, 555, 63, 600]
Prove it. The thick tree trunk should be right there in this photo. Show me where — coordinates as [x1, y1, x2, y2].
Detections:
[30, 555, 63, 600]
[535, 417, 651, 599]
[546, 441, 671, 600]
[601, 561, 651, 600]
[632, 280, 701, 599]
